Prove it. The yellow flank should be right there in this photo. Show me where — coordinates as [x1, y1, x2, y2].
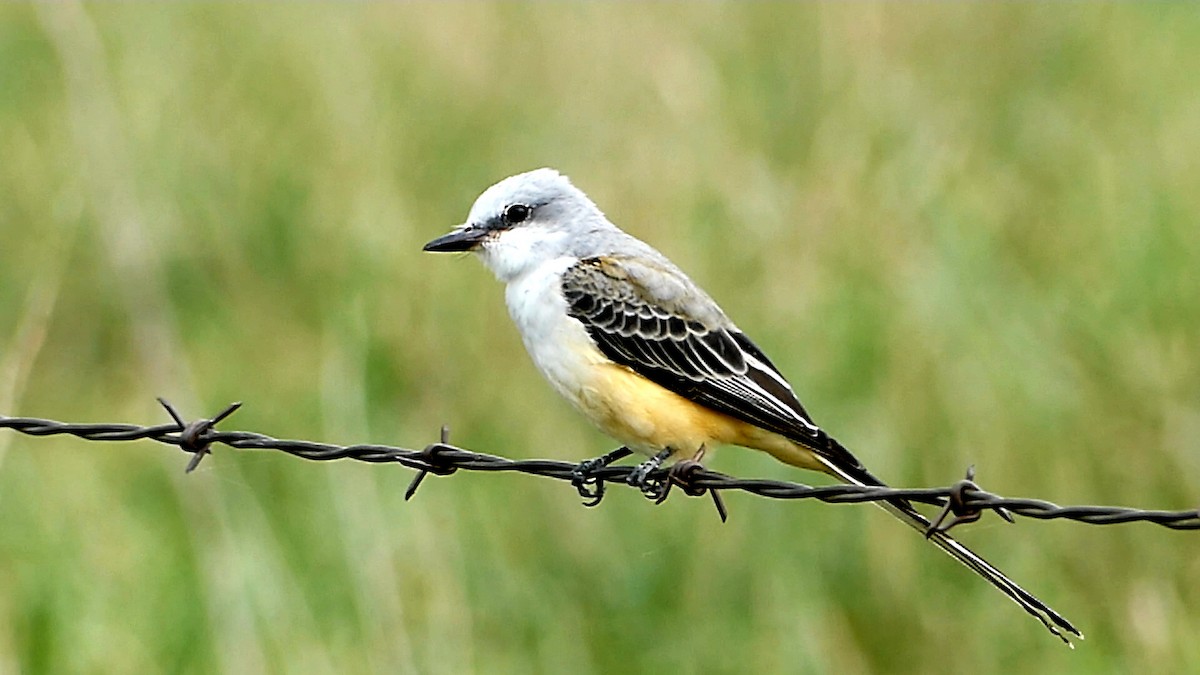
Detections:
[572, 362, 825, 471]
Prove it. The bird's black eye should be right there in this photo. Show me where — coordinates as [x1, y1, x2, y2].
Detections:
[502, 203, 531, 226]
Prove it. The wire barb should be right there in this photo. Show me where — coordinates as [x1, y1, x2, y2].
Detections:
[157, 398, 243, 473]
[925, 464, 1015, 536]
[1, 403, 1197, 532]
[657, 457, 729, 523]
[405, 425, 457, 501]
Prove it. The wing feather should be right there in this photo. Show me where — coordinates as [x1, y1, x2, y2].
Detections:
[562, 255, 862, 472]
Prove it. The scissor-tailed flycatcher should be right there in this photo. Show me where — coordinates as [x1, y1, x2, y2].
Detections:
[424, 168, 1081, 644]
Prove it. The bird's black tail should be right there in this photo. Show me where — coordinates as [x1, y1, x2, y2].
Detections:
[812, 442, 1082, 646]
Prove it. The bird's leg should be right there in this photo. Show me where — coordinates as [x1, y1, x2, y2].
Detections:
[627, 447, 674, 496]
[571, 446, 634, 506]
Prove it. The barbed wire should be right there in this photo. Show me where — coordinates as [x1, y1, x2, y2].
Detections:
[1, 399, 1197, 532]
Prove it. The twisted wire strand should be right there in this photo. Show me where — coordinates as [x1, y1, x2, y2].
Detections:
[2, 402, 1197, 531]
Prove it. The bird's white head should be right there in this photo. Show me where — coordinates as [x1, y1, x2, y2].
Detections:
[423, 168, 608, 283]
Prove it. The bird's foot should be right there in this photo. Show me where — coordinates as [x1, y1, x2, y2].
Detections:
[626, 448, 674, 499]
[570, 446, 633, 506]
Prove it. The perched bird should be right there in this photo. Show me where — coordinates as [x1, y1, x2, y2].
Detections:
[424, 168, 1081, 644]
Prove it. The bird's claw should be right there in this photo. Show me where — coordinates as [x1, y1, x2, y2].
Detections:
[626, 448, 673, 499]
[571, 460, 607, 507]
[570, 446, 633, 507]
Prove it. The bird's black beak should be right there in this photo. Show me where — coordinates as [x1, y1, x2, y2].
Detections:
[423, 226, 486, 253]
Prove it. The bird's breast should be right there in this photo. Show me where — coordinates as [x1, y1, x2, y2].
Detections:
[505, 258, 609, 399]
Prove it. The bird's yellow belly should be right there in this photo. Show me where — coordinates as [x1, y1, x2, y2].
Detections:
[570, 362, 770, 459]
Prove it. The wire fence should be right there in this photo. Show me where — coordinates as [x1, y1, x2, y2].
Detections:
[2, 399, 1197, 532]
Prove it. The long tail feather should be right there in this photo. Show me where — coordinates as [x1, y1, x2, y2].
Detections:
[814, 454, 1083, 646]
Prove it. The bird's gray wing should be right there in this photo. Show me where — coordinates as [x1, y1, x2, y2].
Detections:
[562, 255, 864, 472]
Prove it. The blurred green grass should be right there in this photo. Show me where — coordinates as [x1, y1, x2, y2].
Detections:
[1, 3, 1198, 673]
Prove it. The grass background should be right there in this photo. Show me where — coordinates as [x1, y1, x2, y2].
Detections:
[1, 4, 1198, 673]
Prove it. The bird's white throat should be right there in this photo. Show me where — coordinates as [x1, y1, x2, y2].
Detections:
[478, 226, 571, 284]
